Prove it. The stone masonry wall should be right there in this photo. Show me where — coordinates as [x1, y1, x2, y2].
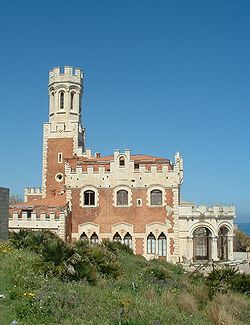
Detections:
[0, 187, 9, 240]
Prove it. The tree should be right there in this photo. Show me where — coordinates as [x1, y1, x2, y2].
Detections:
[9, 194, 23, 204]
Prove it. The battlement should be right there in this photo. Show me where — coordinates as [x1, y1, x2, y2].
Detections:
[49, 66, 83, 85]
[179, 204, 235, 218]
[24, 187, 42, 195]
[24, 187, 42, 202]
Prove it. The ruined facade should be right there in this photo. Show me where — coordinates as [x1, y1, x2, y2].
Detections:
[9, 66, 235, 263]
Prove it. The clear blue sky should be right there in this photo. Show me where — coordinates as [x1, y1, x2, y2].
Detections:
[0, 1, 249, 221]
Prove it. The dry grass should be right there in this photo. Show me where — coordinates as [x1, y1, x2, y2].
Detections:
[143, 287, 156, 300]
[205, 302, 238, 325]
[193, 284, 209, 304]
[161, 289, 175, 307]
[213, 292, 249, 318]
[205, 292, 250, 325]
[178, 292, 198, 315]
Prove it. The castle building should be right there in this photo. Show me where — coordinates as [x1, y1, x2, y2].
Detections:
[9, 66, 235, 263]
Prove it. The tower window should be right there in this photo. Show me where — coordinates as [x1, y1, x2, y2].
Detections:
[58, 153, 63, 163]
[70, 92, 75, 110]
[60, 92, 64, 109]
[51, 92, 55, 112]
[84, 190, 95, 206]
[119, 157, 125, 166]
[150, 190, 162, 206]
[134, 163, 139, 170]
[117, 190, 128, 206]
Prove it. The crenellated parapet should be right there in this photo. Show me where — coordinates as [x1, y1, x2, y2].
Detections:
[9, 210, 68, 240]
[49, 66, 83, 85]
[65, 150, 182, 190]
[24, 187, 42, 202]
[178, 204, 235, 220]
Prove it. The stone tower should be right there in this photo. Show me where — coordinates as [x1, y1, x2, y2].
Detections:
[42, 66, 85, 198]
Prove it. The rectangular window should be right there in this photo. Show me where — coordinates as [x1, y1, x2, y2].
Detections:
[134, 163, 139, 170]
[58, 153, 63, 163]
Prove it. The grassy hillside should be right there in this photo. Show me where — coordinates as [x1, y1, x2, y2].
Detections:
[0, 235, 250, 325]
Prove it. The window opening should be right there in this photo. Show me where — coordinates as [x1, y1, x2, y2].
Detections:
[193, 227, 212, 261]
[70, 92, 75, 110]
[113, 232, 122, 242]
[150, 190, 162, 205]
[84, 190, 95, 206]
[218, 227, 229, 260]
[124, 232, 132, 249]
[117, 190, 128, 206]
[147, 232, 156, 254]
[80, 232, 89, 241]
[58, 153, 63, 163]
[119, 157, 125, 166]
[158, 232, 167, 257]
[90, 232, 99, 244]
[60, 92, 64, 109]
[134, 163, 139, 170]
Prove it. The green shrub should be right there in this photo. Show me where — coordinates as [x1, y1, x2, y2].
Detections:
[74, 240, 121, 279]
[102, 239, 134, 255]
[206, 266, 250, 297]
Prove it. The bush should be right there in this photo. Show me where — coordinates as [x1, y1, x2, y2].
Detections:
[102, 239, 134, 255]
[206, 266, 250, 296]
[10, 229, 58, 253]
[74, 240, 121, 279]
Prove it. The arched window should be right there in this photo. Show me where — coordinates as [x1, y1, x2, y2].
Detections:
[84, 190, 95, 206]
[150, 190, 162, 205]
[147, 232, 156, 254]
[70, 92, 75, 110]
[119, 157, 125, 166]
[158, 232, 167, 257]
[193, 227, 212, 261]
[218, 226, 229, 260]
[117, 190, 128, 206]
[59, 92, 65, 109]
[50, 92, 55, 112]
[124, 232, 132, 249]
[90, 232, 99, 245]
[113, 232, 122, 242]
[80, 232, 88, 241]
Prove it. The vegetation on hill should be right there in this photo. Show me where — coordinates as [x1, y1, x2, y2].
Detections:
[0, 231, 249, 325]
[234, 229, 250, 252]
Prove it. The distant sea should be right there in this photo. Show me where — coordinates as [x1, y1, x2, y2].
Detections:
[236, 223, 250, 236]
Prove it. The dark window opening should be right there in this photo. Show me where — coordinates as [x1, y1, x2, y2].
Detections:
[80, 232, 88, 241]
[134, 163, 139, 170]
[119, 157, 125, 166]
[113, 232, 122, 242]
[70, 92, 75, 110]
[193, 227, 212, 261]
[84, 190, 95, 206]
[90, 232, 99, 244]
[60, 92, 64, 109]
